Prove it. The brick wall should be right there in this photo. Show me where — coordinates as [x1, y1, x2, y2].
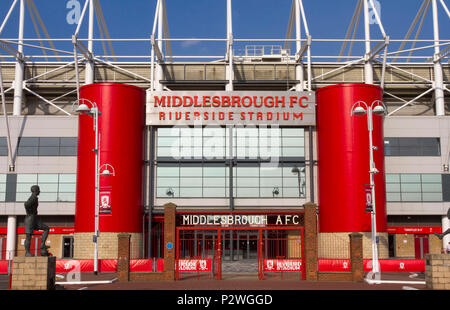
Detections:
[425, 254, 450, 290]
[73, 232, 142, 259]
[318, 232, 389, 259]
[395, 234, 442, 258]
[11, 256, 56, 290]
[16, 234, 65, 258]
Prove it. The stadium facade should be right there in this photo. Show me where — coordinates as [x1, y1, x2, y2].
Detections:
[0, 0, 449, 273]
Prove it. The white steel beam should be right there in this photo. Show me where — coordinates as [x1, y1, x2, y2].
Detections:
[432, 0, 445, 116]
[226, 0, 234, 91]
[12, 0, 25, 116]
[294, 0, 304, 91]
[0, 0, 19, 36]
[85, 0, 95, 85]
[363, 0, 373, 84]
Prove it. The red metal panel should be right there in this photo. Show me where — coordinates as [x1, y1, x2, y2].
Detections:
[316, 83, 387, 233]
[75, 83, 146, 233]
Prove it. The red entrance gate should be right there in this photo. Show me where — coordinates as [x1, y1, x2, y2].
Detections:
[175, 212, 305, 280]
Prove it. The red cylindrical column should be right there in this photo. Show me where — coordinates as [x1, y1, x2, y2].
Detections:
[316, 83, 387, 233]
[75, 83, 145, 234]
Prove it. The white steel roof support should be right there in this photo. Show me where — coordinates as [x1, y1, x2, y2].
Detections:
[432, 0, 445, 116]
[85, 0, 95, 85]
[294, 0, 303, 91]
[154, 0, 164, 91]
[13, 0, 25, 116]
[363, 0, 373, 84]
[226, 0, 234, 91]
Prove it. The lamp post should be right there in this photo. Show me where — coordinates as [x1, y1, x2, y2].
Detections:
[73, 99, 101, 275]
[351, 99, 386, 276]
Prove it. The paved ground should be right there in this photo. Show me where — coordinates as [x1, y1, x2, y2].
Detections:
[52, 272, 427, 291]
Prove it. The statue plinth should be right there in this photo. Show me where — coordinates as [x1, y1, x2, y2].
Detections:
[10, 256, 56, 290]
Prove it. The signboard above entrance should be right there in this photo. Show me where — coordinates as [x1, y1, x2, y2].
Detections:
[146, 91, 316, 126]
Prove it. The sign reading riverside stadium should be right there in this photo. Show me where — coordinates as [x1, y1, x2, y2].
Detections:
[146, 91, 315, 126]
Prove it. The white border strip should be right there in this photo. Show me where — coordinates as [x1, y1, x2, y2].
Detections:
[56, 278, 118, 285]
[365, 279, 425, 285]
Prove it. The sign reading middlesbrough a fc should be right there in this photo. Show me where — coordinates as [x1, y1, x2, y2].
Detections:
[146, 91, 315, 126]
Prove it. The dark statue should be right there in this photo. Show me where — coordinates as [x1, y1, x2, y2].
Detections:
[24, 185, 51, 257]
[433, 207, 450, 240]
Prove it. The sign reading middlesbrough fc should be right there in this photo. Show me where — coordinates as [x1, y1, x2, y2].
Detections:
[146, 91, 315, 126]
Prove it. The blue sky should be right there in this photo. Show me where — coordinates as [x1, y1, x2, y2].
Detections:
[0, 0, 449, 62]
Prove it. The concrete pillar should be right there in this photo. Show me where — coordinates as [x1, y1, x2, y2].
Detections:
[6, 215, 16, 260]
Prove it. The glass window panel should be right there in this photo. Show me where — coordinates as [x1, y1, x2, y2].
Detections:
[38, 183, 58, 192]
[18, 146, 38, 156]
[15, 192, 30, 201]
[59, 147, 77, 156]
[401, 183, 421, 192]
[282, 187, 300, 198]
[0, 146, 8, 156]
[421, 183, 442, 193]
[39, 138, 60, 146]
[385, 183, 400, 192]
[17, 174, 38, 183]
[0, 183, 6, 192]
[203, 177, 226, 187]
[157, 166, 179, 177]
[18, 137, 39, 146]
[157, 177, 179, 187]
[260, 178, 282, 187]
[236, 127, 258, 137]
[59, 174, 76, 183]
[260, 167, 282, 177]
[38, 193, 58, 201]
[157, 136, 180, 147]
[0, 174, 6, 182]
[180, 166, 202, 177]
[16, 182, 29, 192]
[38, 174, 59, 183]
[282, 147, 304, 157]
[422, 193, 443, 201]
[283, 177, 301, 187]
[0, 138, 7, 147]
[260, 187, 281, 198]
[282, 137, 304, 147]
[401, 192, 422, 201]
[386, 192, 401, 202]
[421, 174, 441, 183]
[60, 137, 77, 146]
[385, 174, 400, 183]
[259, 126, 280, 136]
[203, 166, 226, 177]
[38, 147, 60, 156]
[400, 174, 421, 183]
[58, 193, 76, 202]
[180, 187, 202, 197]
[158, 127, 179, 136]
[58, 183, 76, 192]
[158, 146, 179, 157]
[282, 128, 304, 137]
[236, 187, 259, 197]
[203, 127, 225, 137]
[180, 177, 202, 187]
[236, 167, 259, 177]
[203, 187, 226, 197]
[236, 178, 259, 187]
[156, 187, 179, 198]
[0, 192, 5, 202]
